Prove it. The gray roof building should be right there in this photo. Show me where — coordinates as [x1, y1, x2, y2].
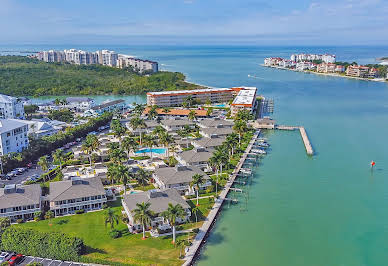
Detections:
[192, 135, 226, 150]
[198, 118, 234, 128]
[200, 125, 233, 137]
[161, 118, 195, 127]
[0, 184, 41, 209]
[154, 165, 209, 186]
[122, 188, 190, 214]
[49, 177, 106, 202]
[177, 147, 213, 166]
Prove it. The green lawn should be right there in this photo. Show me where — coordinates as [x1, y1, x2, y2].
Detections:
[16, 201, 185, 266]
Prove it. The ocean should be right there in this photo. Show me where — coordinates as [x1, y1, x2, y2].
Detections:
[2, 45, 388, 265]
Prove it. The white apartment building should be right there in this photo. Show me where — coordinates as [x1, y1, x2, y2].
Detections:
[230, 87, 258, 117]
[118, 56, 158, 73]
[0, 184, 42, 222]
[0, 119, 29, 156]
[290, 53, 336, 63]
[0, 94, 25, 119]
[97, 50, 118, 66]
[66, 97, 95, 111]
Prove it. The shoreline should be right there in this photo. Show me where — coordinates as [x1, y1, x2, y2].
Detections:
[261, 64, 388, 83]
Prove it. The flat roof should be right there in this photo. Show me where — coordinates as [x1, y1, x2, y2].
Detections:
[231, 87, 257, 106]
[147, 87, 243, 97]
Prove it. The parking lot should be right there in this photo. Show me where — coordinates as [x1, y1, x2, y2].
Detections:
[18, 256, 91, 266]
[0, 166, 43, 186]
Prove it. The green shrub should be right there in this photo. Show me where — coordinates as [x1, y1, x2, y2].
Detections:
[192, 228, 199, 233]
[109, 229, 121, 239]
[102, 204, 108, 209]
[16, 219, 24, 224]
[75, 209, 85, 214]
[34, 211, 42, 221]
[0, 227, 84, 261]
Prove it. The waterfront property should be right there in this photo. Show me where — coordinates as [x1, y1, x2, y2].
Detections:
[253, 118, 276, 129]
[152, 165, 211, 195]
[176, 147, 213, 170]
[0, 184, 42, 222]
[0, 94, 25, 119]
[65, 97, 96, 111]
[48, 177, 107, 216]
[122, 189, 191, 232]
[146, 87, 243, 107]
[230, 87, 258, 117]
[85, 100, 126, 116]
[117, 55, 158, 73]
[0, 119, 29, 155]
[143, 107, 209, 118]
[346, 65, 377, 78]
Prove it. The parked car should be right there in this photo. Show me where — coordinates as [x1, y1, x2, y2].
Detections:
[16, 167, 26, 173]
[6, 173, 14, 180]
[27, 162, 33, 168]
[30, 174, 39, 180]
[8, 253, 23, 265]
[11, 170, 21, 176]
[0, 252, 12, 263]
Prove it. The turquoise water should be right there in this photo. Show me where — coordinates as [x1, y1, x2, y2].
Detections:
[214, 104, 226, 107]
[135, 148, 166, 154]
[2, 45, 388, 265]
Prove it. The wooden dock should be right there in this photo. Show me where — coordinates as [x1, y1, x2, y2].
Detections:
[299, 127, 313, 155]
[182, 130, 261, 266]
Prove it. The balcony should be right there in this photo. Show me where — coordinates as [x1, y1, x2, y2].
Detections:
[51, 198, 106, 209]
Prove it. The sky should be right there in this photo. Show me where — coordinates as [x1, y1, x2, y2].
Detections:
[0, 0, 387, 45]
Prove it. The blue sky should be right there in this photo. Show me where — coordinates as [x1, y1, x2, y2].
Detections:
[1, 0, 387, 45]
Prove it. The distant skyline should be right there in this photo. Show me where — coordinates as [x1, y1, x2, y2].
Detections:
[1, 0, 388, 45]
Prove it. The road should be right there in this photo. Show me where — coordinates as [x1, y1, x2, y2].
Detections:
[18, 256, 92, 266]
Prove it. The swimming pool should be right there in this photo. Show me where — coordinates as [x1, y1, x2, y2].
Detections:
[214, 104, 226, 107]
[135, 148, 167, 154]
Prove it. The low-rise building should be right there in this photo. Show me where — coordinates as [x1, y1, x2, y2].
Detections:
[176, 147, 213, 170]
[191, 135, 226, 150]
[152, 165, 211, 195]
[197, 118, 234, 129]
[143, 107, 209, 118]
[0, 119, 29, 155]
[161, 118, 195, 132]
[66, 97, 95, 111]
[48, 177, 107, 216]
[122, 189, 191, 232]
[253, 118, 276, 129]
[88, 100, 126, 116]
[200, 125, 233, 138]
[0, 184, 42, 222]
[126, 120, 159, 135]
[346, 65, 375, 78]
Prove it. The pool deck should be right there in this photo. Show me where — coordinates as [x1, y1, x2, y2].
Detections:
[182, 130, 261, 265]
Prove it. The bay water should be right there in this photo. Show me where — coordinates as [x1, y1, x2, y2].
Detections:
[2, 45, 388, 265]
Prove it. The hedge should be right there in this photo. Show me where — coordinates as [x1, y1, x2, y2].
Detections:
[0, 227, 84, 261]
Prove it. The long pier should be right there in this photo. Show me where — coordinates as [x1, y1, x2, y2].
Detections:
[182, 130, 261, 266]
[299, 127, 313, 155]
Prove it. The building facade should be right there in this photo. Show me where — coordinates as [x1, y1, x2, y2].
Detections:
[0, 119, 29, 155]
[230, 87, 258, 117]
[118, 56, 158, 73]
[0, 94, 25, 119]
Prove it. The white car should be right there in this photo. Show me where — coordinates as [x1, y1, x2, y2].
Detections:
[0, 252, 11, 263]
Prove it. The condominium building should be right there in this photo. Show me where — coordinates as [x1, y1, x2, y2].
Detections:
[118, 56, 158, 73]
[0, 94, 25, 119]
[97, 50, 118, 66]
[66, 97, 95, 111]
[87, 100, 126, 116]
[230, 87, 258, 117]
[0, 184, 42, 222]
[290, 53, 336, 63]
[48, 177, 107, 216]
[346, 65, 376, 78]
[146, 87, 243, 107]
[316, 63, 338, 73]
[0, 119, 29, 155]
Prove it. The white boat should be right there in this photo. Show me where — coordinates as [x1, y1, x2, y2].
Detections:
[251, 149, 266, 155]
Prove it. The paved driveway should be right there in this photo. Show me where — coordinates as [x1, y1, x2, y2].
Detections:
[18, 256, 90, 266]
[0, 166, 43, 186]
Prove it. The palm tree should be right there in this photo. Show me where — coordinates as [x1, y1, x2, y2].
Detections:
[52, 149, 65, 170]
[159, 131, 174, 158]
[130, 117, 146, 145]
[206, 107, 213, 117]
[136, 168, 151, 189]
[54, 98, 61, 106]
[147, 105, 158, 120]
[133, 202, 153, 240]
[104, 208, 119, 229]
[188, 110, 196, 121]
[107, 164, 118, 184]
[133, 103, 146, 116]
[233, 119, 247, 145]
[44, 210, 54, 225]
[142, 134, 157, 161]
[235, 109, 252, 121]
[162, 107, 171, 114]
[0, 217, 11, 233]
[116, 165, 130, 195]
[176, 239, 189, 259]
[225, 133, 239, 157]
[161, 203, 186, 244]
[191, 206, 200, 223]
[190, 174, 205, 206]
[121, 136, 138, 158]
[109, 148, 127, 164]
[209, 153, 221, 195]
[152, 125, 166, 138]
[38, 156, 49, 181]
[82, 134, 100, 165]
